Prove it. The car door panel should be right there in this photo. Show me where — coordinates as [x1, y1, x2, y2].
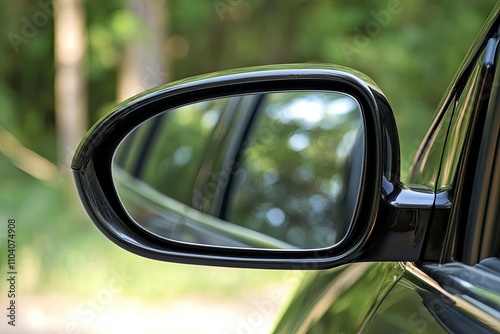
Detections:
[272, 262, 405, 333]
[367, 276, 493, 333]
[365, 277, 449, 334]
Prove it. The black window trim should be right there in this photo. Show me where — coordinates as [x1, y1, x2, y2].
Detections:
[441, 32, 500, 265]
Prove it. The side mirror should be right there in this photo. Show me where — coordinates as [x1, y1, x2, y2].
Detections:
[112, 90, 364, 250]
[73, 64, 427, 269]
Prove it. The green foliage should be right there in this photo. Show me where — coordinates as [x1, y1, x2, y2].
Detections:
[1, 0, 495, 169]
[0, 0, 496, 300]
[0, 0, 55, 160]
[167, 1, 496, 179]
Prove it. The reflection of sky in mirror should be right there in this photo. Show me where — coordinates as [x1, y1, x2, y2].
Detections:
[288, 133, 310, 151]
[337, 129, 361, 159]
[273, 92, 363, 163]
[266, 207, 286, 227]
[294, 164, 315, 183]
[309, 194, 328, 213]
[318, 177, 342, 201]
[173, 146, 193, 166]
[201, 109, 220, 129]
[272, 95, 359, 129]
[262, 169, 279, 187]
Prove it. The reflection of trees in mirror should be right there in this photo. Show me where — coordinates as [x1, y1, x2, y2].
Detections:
[227, 92, 363, 248]
[112, 91, 364, 250]
[115, 97, 229, 207]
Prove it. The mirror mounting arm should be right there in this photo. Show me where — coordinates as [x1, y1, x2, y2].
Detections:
[360, 180, 446, 263]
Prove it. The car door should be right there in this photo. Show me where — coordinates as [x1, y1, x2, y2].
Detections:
[271, 8, 500, 334]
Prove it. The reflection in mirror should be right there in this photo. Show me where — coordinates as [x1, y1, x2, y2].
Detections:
[112, 91, 364, 250]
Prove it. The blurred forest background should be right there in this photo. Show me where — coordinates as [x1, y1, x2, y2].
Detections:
[0, 0, 496, 333]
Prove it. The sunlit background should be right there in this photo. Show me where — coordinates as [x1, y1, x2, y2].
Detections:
[0, 1, 496, 333]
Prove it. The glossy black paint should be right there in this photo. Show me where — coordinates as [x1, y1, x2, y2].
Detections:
[444, 34, 500, 266]
[73, 64, 417, 269]
[409, 5, 500, 265]
[271, 262, 405, 333]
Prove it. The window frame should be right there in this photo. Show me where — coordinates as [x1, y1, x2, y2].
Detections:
[441, 34, 500, 265]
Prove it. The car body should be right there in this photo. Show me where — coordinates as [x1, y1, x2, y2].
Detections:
[72, 4, 500, 333]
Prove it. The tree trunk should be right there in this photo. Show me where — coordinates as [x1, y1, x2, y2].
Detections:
[116, 0, 169, 103]
[53, 0, 87, 169]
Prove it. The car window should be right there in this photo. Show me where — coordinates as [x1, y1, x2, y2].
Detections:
[225, 91, 363, 248]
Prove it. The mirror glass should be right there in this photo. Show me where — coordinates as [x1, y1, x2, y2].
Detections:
[112, 91, 364, 250]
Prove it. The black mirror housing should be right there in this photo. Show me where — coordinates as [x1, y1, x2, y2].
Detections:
[72, 64, 409, 270]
